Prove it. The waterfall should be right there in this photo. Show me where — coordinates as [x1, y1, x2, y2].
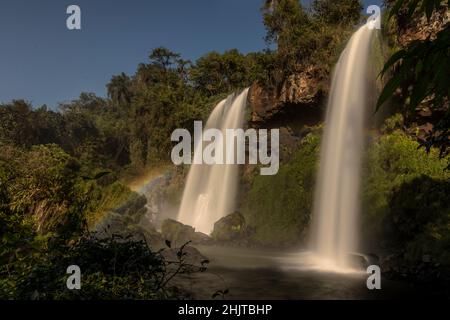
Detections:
[177, 89, 249, 234]
[311, 20, 378, 269]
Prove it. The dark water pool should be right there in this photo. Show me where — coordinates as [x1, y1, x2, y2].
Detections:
[171, 245, 422, 300]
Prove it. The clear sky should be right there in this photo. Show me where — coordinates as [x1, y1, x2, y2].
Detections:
[0, 0, 383, 109]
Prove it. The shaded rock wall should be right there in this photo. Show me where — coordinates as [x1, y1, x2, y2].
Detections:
[247, 66, 325, 126]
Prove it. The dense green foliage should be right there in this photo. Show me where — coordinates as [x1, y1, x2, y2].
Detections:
[2, 235, 163, 299]
[261, 0, 362, 82]
[362, 118, 450, 264]
[1, 230, 200, 299]
[1, 144, 87, 236]
[0, 143, 203, 299]
[312, 0, 363, 25]
[0, 47, 270, 176]
[0, 138, 203, 299]
[242, 132, 320, 246]
[189, 49, 267, 97]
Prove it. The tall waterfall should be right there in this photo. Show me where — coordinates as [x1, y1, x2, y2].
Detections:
[177, 89, 249, 234]
[311, 20, 378, 268]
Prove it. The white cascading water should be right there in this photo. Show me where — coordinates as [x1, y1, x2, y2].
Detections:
[177, 89, 249, 234]
[311, 19, 378, 269]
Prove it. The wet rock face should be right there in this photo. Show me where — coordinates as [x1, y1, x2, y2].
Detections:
[93, 193, 165, 247]
[114, 194, 148, 221]
[247, 67, 324, 125]
[139, 174, 173, 227]
[94, 193, 148, 237]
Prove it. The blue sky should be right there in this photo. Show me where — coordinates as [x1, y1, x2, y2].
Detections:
[0, 0, 383, 109]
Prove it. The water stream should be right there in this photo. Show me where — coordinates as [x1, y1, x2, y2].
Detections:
[310, 20, 378, 269]
[177, 89, 249, 234]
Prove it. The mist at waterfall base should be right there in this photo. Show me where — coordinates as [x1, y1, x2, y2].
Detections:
[177, 89, 249, 234]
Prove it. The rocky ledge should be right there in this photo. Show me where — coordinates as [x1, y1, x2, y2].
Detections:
[247, 66, 325, 125]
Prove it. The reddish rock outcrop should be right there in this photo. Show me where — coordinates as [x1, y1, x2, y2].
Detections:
[247, 66, 325, 125]
[396, 5, 449, 46]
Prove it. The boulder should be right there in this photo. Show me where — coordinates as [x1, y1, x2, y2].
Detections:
[94, 212, 128, 239]
[211, 212, 246, 241]
[93, 192, 149, 238]
[346, 253, 369, 270]
[191, 231, 213, 245]
[126, 223, 164, 248]
[345, 253, 380, 270]
[94, 211, 164, 248]
[161, 219, 195, 247]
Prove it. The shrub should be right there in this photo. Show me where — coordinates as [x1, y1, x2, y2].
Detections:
[0, 234, 196, 300]
[362, 129, 450, 264]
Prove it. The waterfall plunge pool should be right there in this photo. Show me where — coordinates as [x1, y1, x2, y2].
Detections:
[169, 245, 421, 300]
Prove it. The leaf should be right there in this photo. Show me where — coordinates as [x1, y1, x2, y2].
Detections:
[407, 0, 421, 17]
[415, 60, 423, 78]
[410, 73, 430, 110]
[389, 0, 405, 19]
[81, 170, 111, 181]
[423, 0, 436, 21]
[379, 50, 406, 77]
[376, 75, 402, 112]
[93, 171, 112, 180]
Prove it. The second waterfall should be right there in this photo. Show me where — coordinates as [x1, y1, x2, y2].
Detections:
[310, 19, 379, 269]
[177, 89, 249, 234]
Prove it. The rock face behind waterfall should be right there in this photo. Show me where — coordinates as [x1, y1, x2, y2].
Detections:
[247, 66, 325, 125]
[246, 65, 326, 165]
[236, 63, 328, 248]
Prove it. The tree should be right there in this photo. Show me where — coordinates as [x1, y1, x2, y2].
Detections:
[0, 100, 38, 147]
[312, 0, 362, 26]
[106, 72, 132, 106]
[149, 47, 181, 70]
[190, 49, 254, 96]
[260, 0, 361, 79]
[262, 0, 310, 53]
